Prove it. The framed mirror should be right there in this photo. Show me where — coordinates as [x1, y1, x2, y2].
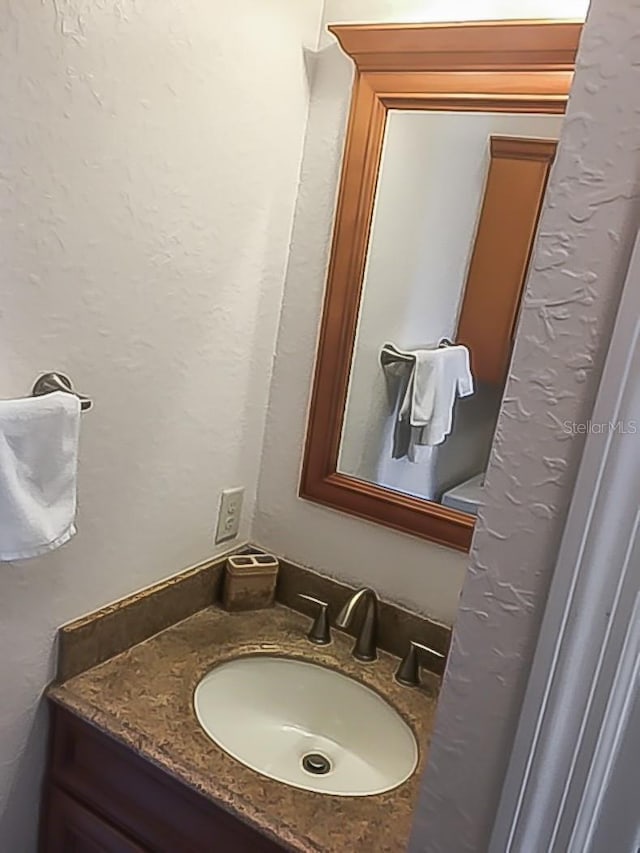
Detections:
[300, 20, 582, 551]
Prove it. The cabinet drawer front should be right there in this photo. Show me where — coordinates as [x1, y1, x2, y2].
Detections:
[49, 705, 285, 853]
[44, 786, 146, 853]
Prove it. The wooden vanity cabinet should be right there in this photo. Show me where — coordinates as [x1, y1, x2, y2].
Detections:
[456, 135, 557, 385]
[41, 704, 287, 853]
[45, 787, 147, 853]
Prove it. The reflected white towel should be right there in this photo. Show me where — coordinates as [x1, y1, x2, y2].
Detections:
[400, 345, 474, 445]
[0, 391, 81, 561]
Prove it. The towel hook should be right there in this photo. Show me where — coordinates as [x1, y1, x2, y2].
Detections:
[31, 372, 92, 412]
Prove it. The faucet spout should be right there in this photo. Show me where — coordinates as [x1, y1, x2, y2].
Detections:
[336, 588, 379, 662]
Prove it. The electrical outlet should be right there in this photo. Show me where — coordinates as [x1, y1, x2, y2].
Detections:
[215, 487, 244, 543]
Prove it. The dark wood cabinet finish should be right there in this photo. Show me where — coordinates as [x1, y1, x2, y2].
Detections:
[42, 704, 287, 853]
[44, 787, 147, 853]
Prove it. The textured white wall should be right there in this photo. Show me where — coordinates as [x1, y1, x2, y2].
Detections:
[253, 0, 589, 624]
[253, 42, 469, 622]
[0, 1, 322, 849]
[411, 0, 640, 850]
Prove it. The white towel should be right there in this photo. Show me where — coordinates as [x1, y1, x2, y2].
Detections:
[0, 391, 81, 561]
[400, 345, 474, 445]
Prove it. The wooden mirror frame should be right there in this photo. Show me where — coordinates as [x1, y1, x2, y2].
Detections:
[300, 20, 583, 552]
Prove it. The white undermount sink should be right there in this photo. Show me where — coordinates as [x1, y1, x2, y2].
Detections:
[193, 656, 418, 796]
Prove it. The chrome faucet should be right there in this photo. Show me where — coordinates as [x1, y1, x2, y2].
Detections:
[335, 588, 379, 662]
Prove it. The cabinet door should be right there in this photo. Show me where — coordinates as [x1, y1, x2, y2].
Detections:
[456, 135, 557, 385]
[48, 705, 287, 853]
[44, 785, 146, 853]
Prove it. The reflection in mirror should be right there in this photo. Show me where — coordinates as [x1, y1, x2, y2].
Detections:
[338, 110, 562, 515]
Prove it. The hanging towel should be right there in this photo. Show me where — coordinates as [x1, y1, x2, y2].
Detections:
[0, 391, 81, 561]
[402, 345, 474, 445]
[380, 343, 416, 458]
[381, 342, 474, 457]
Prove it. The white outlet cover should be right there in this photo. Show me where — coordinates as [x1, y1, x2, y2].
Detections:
[215, 487, 244, 543]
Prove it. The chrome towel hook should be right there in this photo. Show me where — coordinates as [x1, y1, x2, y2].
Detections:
[31, 372, 92, 411]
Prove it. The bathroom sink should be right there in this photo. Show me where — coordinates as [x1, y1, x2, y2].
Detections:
[193, 656, 418, 796]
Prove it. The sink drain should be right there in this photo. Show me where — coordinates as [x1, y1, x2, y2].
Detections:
[301, 752, 332, 776]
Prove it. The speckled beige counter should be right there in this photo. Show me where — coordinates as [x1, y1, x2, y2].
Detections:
[49, 604, 440, 852]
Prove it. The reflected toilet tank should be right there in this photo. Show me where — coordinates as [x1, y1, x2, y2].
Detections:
[441, 473, 485, 516]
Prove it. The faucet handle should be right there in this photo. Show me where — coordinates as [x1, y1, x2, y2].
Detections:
[298, 594, 331, 645]
[395, 640, 445, 687]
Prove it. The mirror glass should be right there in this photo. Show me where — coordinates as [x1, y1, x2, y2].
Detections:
[338, 109, 563, 516]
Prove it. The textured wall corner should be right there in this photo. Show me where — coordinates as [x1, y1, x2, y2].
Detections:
[411, 1, 640, 850]
[253, 37, 471, 626]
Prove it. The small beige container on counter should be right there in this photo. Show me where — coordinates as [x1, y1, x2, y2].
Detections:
[222, 553, 279, 611]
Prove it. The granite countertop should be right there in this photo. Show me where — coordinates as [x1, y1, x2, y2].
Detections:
[49, 604, 440, 852]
